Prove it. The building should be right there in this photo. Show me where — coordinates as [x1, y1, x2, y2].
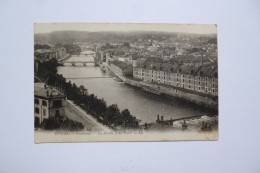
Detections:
[110, 60, 133, 77]
[133, 62, 218, 96]
[55, 47, 66, 60]
[34, 49, 56, 61]
[34, 83, 66, 125]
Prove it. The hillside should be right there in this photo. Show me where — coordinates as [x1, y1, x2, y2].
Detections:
[34, 30, 217, 45]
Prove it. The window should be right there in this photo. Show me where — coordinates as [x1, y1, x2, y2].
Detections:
[205, 87, 208, 93]
[206, 82, 208, 86]
[177, 78, 178, 82]
[213, 83, 215, 87]
[205, 77, 208, 81]
[212, 78, 215, 82]
[183, 75, 185, 78]
[177, 83, 179, 87]
[198, 87, 201, 91]
[189, 80, 191, 83]
[212, 88, 215, 93]
[42, 100, 47, 106]
[175, 89, 178, 93]
[183, 79, 184, 82]
[55, 110, 60, 116]
[35, 108, 39, 114]
[182, 84, 185, 88]
[198, 77, 201, 81]
[35, 99, 39, 105]
[53, 100, 62, 107]
[43, 109, 46, 116]
[189, 85, 191, 88]
[199, 81, 201, 85]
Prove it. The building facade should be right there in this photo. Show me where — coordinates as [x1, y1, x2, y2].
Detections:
[110, 60, 133, 77]
[133, 62, 218, 96]
[34, 83, 66, 125]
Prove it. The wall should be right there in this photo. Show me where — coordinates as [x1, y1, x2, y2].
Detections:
[124, 76, 218, 110]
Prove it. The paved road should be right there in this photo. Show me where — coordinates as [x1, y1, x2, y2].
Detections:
[65, 100, 111, 132]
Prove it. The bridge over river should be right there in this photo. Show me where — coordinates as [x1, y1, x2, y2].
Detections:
[58, 50, 98, 66]
[63, 61, 96, 66]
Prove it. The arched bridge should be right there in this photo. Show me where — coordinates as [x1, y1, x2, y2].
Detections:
[63, 61, 95, 66]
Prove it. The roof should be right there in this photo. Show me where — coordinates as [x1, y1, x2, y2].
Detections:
[111, 60, 131, 70]
[34, 83, 65, 98]
[134, 61, 218, 77]
[197, 66, 218, 78]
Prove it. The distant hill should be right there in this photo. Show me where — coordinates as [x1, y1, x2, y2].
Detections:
[34, 30, 217, 45]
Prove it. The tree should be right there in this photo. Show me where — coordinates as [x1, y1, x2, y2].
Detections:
[79, 85, 88, 95]
[105, 104, 121, 126]
[121, 109, 131, 127]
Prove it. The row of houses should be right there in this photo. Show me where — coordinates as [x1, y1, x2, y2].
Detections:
[133, 62, 218, 96]
[34, 47, 67, 61]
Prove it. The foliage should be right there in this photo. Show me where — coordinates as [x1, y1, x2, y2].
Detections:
[63, 44, 81, 55]
[41, 116, 84, 131]
[34, 44, 51, 50]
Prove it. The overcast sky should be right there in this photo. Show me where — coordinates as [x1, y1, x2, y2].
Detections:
[34, 23, 217, 34]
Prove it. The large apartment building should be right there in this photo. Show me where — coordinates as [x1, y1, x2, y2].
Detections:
[133, 62, 218, 96]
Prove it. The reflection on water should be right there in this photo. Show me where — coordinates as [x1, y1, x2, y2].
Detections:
[58, 55, 214, 123]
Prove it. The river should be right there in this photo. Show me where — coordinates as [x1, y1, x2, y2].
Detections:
[57, 52, 214, 124]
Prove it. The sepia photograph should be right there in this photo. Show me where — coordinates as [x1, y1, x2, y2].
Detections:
[34, 23, 218, 142]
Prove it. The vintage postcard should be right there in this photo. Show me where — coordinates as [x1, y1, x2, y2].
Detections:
[34, 23, 218, 143]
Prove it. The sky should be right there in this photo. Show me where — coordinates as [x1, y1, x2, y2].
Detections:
[34, 23, 217, 34]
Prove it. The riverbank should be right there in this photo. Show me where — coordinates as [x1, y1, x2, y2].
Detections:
[35, 57, 140, 131]
[106, 64, 218, 111]
[65, 100, 111, 132]
[143, 115, 218, 133]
